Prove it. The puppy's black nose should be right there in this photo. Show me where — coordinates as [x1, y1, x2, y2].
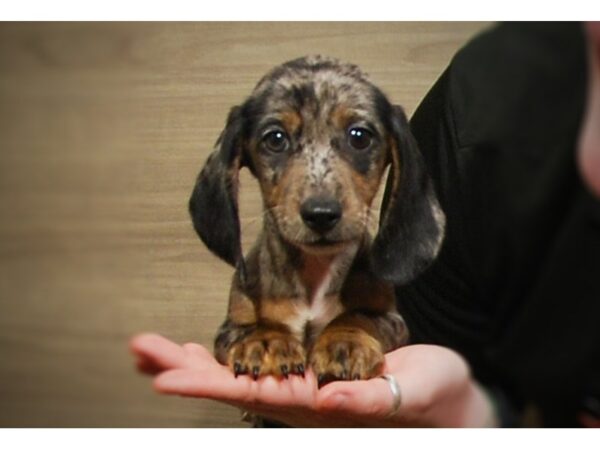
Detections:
[300, 197, 342, 233]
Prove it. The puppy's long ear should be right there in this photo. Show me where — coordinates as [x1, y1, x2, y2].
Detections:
[371, 105, 445, 285]
[189, 106, 246, 274]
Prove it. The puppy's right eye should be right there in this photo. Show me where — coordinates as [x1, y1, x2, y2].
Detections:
[347, 127, 373, 151]
[262, 130, 289, 153]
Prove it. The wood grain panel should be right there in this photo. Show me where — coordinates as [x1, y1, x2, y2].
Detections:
[0, 22, 490, 427]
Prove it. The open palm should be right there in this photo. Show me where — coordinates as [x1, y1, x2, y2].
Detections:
[130, 333, 493, 427]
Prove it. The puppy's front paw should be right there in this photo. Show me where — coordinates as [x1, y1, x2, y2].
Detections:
[309, 328, 384, 388]
[227, 328, 306, 380]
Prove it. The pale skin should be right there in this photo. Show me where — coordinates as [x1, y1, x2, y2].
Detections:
[130, 333, 496, 427]
[130, 23, 600, 428]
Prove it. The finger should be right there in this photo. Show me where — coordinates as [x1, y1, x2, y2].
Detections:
[181, 342, 219, 369]
[154, 367, 317, 408]
[182, 342, 213, 359]
[316, 377, 395, 419]
[129, 333, 187, 370]
[154, 368, 256, 402]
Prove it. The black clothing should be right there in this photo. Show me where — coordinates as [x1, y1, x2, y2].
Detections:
[396, 22, 600, 426]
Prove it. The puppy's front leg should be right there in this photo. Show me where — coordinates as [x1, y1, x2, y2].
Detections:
[214, 285, 306, 379]
[309, 311, 408, 387]
[220, 321, 306, 379]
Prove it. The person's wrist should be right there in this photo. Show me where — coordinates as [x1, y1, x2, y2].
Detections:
[438, 380, 499, 427]
[463, 382, 499, 427]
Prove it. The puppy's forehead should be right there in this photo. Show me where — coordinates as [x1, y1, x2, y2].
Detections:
[255, 56, 369, 88]
[252, 56, 377, 113]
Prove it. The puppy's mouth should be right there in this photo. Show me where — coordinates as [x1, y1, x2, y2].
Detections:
[297, 236, 352, 254]
[309, 237, 343, 246]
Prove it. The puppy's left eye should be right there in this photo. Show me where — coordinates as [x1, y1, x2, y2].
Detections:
[347, 127, 373, 151]
[263, 130, 289, 153]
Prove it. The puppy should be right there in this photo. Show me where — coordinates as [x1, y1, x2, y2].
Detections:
[189, 56, 445, 387]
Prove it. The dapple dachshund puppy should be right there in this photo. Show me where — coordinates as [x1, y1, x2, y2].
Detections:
[189, 56, 445, 387]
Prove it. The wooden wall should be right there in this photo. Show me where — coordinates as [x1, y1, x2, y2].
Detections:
[0, 22, 489, 427]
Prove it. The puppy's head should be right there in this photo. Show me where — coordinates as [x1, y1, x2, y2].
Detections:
[190, 56, 445, 285]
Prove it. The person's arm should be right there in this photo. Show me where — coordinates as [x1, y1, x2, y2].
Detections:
[396, 23, 591, 427]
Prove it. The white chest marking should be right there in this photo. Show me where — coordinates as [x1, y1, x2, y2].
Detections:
[287, 270, 343, 340]
[286, 245, 358, 340]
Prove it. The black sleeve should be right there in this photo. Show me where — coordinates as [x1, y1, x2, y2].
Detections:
[392, 22, 592, 426]
[393, 65, 498, 381]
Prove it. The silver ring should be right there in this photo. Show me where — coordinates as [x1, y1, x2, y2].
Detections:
[380, 374, 402, 417]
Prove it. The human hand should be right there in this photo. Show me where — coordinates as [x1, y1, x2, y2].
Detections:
[130, 333, 497, 427]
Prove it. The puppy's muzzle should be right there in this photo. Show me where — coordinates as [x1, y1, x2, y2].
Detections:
[300, 197, 342, 234]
